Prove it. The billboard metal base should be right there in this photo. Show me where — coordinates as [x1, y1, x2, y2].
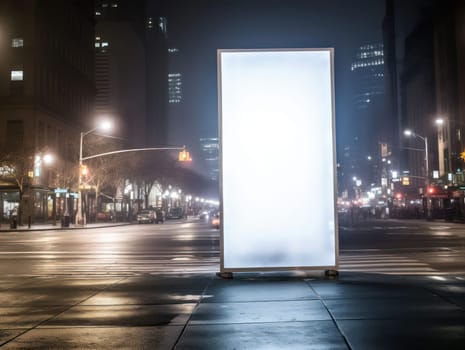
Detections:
[216, 271, 234, 279]
[325, 269, 339, 277]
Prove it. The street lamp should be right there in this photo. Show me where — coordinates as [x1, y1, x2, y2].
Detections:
[76, 120, 113, 225]
[404, 129, 430, 218]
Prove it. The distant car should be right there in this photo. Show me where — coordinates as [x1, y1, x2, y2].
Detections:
[199, 210, 209, 220]
[96, 212, 111, 221]
[211, 212, 220, 229]
[137, 209, 155, 224]
[167, 207, 184, 219]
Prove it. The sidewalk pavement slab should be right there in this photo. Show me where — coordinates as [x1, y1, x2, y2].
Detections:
[0, 272, 464, 349]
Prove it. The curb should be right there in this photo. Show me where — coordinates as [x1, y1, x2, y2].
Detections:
[0, 222, 134, 233]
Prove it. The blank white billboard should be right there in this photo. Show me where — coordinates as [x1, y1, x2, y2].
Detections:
[218, 49, 338, 271]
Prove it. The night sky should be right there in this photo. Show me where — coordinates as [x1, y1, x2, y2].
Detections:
[152, 0, 385, 173]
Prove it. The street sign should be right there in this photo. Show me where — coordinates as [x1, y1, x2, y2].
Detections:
[218, 48, 338, 272]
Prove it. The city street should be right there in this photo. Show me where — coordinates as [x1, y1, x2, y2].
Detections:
[0, 219, 220, 277]
[0, 218, 464, 349]
[339, 218, 465, 275]
[2, 218, 465, 277]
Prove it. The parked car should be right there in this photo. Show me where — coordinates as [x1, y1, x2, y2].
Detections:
[167, 207, 184, 219]
[137, 209, 155, 224]
[96, 212, 112, 221]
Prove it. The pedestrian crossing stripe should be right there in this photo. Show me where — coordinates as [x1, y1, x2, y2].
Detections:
[338, 253, 437, 275]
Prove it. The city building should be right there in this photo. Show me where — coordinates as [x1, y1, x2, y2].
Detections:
[200, 138, 219, 182]
[340, 43, 387, 198]
[433, 1, 465, 179]
[94, 0, 147, 147]
[384, 0, 465, 218]
[0, 0, 95, 224]
[168, 48, 183, 104]
[400, 18, 437, 193]
[145, 13, 169, 146]
[351, 43, 385, 111]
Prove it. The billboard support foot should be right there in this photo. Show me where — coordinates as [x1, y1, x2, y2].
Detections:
[216, 271, 233, 279]
[325, 269, 339, 277]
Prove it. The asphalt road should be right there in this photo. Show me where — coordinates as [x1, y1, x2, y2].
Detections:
[339, 219, 465, 275]
[1, 218, 465, 277]
[0, 219, 465, 277]
[0, 219, 220, 277]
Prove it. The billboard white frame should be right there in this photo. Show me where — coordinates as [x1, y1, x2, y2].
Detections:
[217, 48, 339, 273]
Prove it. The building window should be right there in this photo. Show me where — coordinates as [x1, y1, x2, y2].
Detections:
[101, 42, 109, 48]
[95, 11, 101, 16]
[111, 3, 118, 7]
[11, 70, 23, 81]
[12, 38, 24, 47]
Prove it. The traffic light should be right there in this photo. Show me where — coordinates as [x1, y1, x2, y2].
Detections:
[80, 164, 89, 176]
[401, 176, 410, 186]
[460, 150, 465, 161]
[178, 150, 192, 162]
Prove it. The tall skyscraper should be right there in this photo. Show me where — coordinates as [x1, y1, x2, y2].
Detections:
[94, 0, 171, 148]
[94, 0, 147, 147]
[351, 43, 385, 110]
[168, 48, 183, 104]
[145, 14, 169, 146]
[200, 138, 219, 182]
[339, 43, 386, 195]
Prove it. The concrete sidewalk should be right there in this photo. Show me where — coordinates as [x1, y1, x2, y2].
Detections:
[0, 216, 200, 232]
[0, 221, 132, 232]
[0, 271, 464, 349]
[175, 272, 465, 349]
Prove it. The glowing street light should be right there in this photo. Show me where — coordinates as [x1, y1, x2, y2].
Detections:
[404, 129, 429, 182]
[404, 129, 431, 218]
[77, 119, 113, 225]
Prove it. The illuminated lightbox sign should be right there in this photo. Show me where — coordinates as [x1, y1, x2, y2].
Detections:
[218, 49, 338, 271]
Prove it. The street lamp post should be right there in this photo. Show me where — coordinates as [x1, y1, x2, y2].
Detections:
[77, 144, 190, 225]
[404, 129, 430, 218]
[76, 120, 112, 226]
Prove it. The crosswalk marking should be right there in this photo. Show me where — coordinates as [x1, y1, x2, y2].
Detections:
[339, 253, 437, 275]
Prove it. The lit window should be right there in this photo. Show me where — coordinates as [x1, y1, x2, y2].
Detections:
[95, 11, 101, 16]
[101, 42, 109, 47]
[95, 42, 100, 47]
[11, 70, 23, 81]
[12, 38, 23, 47]
[102, 3, 108, 7]
[111, 3, 118, 7]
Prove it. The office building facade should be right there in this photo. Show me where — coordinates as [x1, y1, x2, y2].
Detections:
[0, 0, 95, 224]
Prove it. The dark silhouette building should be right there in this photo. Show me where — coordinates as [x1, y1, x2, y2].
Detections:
[94, 0, 147, 147]
[0, 0, 95, 223]
[384, 0, 465, 217]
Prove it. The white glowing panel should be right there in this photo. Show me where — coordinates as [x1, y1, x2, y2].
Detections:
[218, 49, 338, 271]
